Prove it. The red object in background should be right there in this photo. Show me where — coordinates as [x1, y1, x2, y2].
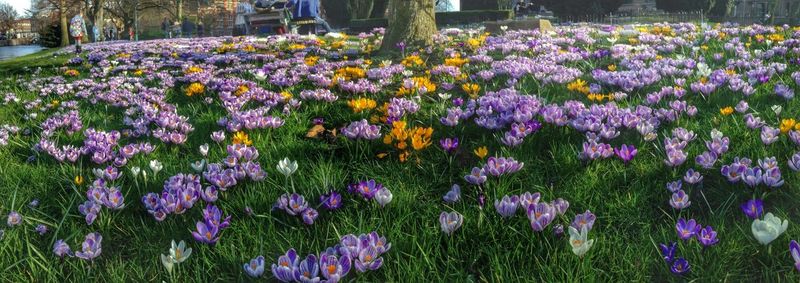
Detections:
[276, 26, 286, 34]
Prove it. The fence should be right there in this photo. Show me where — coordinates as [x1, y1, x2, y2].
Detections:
[558, 11, 704, 25]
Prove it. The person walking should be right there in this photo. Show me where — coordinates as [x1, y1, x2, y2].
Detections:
[181, 17, 193, 38]
[235, 0, 255, 36]
[69, 7, 88, 53]
[161, 18, 170, 38]
[197, 22, 205, 38]
[286, 0, 332, 34]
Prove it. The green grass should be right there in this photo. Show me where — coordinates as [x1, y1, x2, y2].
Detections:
[1, 36, 800, 282]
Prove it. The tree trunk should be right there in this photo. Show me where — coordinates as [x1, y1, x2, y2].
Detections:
[60, 0, 69, 47]
[380, 0, 436, 52]
[348, 0, 374, 19]
[177, 0, 183, 20]
[95, 4, 104, 41]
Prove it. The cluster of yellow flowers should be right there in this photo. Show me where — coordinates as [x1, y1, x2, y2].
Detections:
[288, 44, 306, 51]
[649, 25, 674, 36]
[720, 106, 734, 116]
[461, 83, 480, 99]
[587, 93, 613, 102]
[444, 54, 468, 68]
[780, 119, 800, 134]
[185, 82, 205, 97]
[64, 69, 80, 77]
[382, 121, 433, 162]
[216, 43, 236, 53]
[234, 85, 249, 96]
[242, 45, 256, 52]
[232, 131, 253, 146]
[117, 53, 131, 59]
[347, 98, 377, 113]
[280, 91, 293, 102]
[132, 69, 144, 76]
[567, 79, 589, 94]
[396, 77, 436, 96]
[185, 66, 203, 74]
[401, 55, 424, 67]
[305, 56, 319, 66]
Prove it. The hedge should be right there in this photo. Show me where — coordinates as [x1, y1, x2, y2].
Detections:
[348, 10, 513, 32]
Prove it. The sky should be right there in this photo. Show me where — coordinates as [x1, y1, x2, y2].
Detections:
[4, 0, 30, 15]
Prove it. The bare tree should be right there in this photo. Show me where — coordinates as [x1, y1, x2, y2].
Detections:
[0, 2, 18, 35]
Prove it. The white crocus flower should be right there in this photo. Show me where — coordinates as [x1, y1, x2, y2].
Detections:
[751, 212, 788, 245]
[161, 254, 174, 274]
[710, 128, 724, 140]
[568, 225, 595, 257]
[190, 160, 206, 172]
[130, 166, 141, 178]
[375, 188, 393, 207]
[199, 144, 209, 157]
[169, 240, 192, 263]
[149, 160, 163, 176]
[92, 168, 104, 179]
[276, 157, 298, 177]
[438, 92, 452, 100]
[772, 105, 782, 116]
[696, 62, 712, 77]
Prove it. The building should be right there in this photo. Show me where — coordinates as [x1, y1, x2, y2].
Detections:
[616, 0, 658, 14]
[9, 18, 39, 39]
[731, 0, 799, 18]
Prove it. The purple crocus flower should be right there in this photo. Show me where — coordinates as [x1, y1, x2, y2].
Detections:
[464, 167, 487, 185]
[698, 226, 719, 247]
[320, 253, 351, 282]
[571, 210, 596, 231]
[53, 239, 72, 258]
[35, 224, 48, 235]
[301, 208, 319, 225]
[683, 169, 703, 185]
[669, 190, 691, 210]
[790, 240, 800, 272]
[664, 149, 687, 167]
[350, 180, 382, 200]
[742, 167, 763, 188]
[286, 193, 309, 215]
[210, 131, 226, 143]
[75, 232, 102, 261]
[494, 195, 519, 218]
[659, 242, 677, 263]
[695, 151, 717, 169]
[741, 199, 764, 219]
[666, 180, 682, 193]
[789, 152, 800, 172]
[439, 137, 459, 154]
[670, 257, 690, 275]
[443, 184, 461, 203]
[272, 249, 300, 282]
[775, 83, 795, 100]
[675, 218, 700, 241]
[439, 211, 463, 235]
[295, 254, 321, 281]
[552, 198, 569, 215]
[354, 245, 384, 272]
[527, 202, 555, 231]
[6, 211, 21, 227]
[191, 221, 220, 245]
[519, 192, 541, 208]
[614, 144, 638, 165]
[762, 167, 784, 188]
[320, 191, 343, 210]
[553, 224, 565, 238]
[243, 255, 265, 278]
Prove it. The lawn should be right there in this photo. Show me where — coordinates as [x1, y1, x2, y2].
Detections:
[1, 24, 800, 282]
